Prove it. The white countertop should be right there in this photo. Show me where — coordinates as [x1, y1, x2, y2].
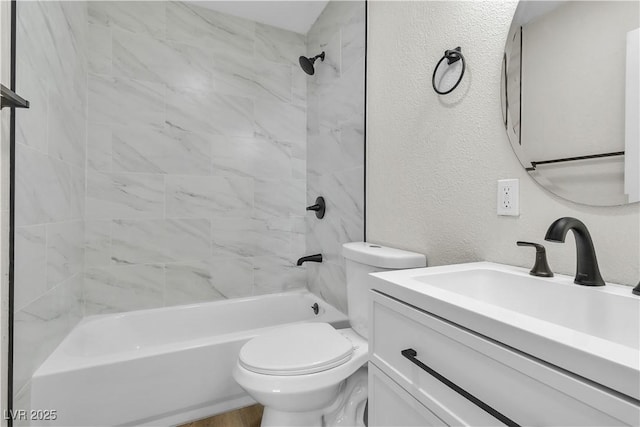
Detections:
[370, 262, 640, 401]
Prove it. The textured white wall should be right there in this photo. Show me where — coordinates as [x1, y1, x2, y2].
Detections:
[367, 1, 640, 286]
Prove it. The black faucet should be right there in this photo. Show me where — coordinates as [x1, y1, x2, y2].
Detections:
[544, 217, 605, 286]
[296, 254, 322, 266]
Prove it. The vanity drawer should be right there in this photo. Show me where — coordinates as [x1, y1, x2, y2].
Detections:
[370, 291, 639, 426]
[369, 363, 445, 427]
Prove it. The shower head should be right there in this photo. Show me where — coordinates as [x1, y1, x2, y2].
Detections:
[299, 52, 325, 75]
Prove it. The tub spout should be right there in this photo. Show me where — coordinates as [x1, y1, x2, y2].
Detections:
[297, 254, 322, 266]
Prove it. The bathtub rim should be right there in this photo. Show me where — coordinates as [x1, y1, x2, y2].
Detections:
[33, 290, 348, 376]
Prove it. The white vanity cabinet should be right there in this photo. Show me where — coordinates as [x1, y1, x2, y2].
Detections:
[369, 363, 445, 426]
[368, 291, 640, 427]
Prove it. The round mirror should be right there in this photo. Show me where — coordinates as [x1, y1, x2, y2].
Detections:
[502, 1, 639, 206]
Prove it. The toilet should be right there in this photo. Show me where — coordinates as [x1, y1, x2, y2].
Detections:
[233, 242, 426, 427]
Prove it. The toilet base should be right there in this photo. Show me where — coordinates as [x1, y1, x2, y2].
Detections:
[259, 367, 368, 427]
[261, 408, 324, 427]
[323, 367, 368, 426]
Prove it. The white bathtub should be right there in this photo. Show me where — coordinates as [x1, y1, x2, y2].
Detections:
[31, 291, 348, 426]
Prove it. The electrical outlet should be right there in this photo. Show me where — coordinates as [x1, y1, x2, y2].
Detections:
[497, 179, 519, 216]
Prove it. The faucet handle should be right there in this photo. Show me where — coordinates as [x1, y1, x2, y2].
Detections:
[517, 241, 554, 277]
[306, 196, 326, 219]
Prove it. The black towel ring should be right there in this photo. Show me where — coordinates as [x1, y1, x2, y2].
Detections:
[432, 47, 465, 95]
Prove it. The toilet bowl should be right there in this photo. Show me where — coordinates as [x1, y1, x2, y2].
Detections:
[233, 326, 368, 426]
[233, 242, 426, 427]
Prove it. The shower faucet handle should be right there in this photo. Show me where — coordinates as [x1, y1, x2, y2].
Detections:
[306, 196, 325, 219]
[517, 241, 554, 277]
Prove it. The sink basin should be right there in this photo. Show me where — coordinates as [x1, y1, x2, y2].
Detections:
[415, 268, 638, 348]
[370, 262, 640, 400]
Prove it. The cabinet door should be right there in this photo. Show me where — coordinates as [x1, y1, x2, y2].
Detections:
[369, 363, 445, 427]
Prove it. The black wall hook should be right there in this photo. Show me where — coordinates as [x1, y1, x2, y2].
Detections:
[432, 46, 466, 95]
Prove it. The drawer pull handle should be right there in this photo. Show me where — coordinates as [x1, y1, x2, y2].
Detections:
[401, 348, 521, 427]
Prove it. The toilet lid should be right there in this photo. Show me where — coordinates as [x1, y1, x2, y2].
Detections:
[239, 323, 354, 376]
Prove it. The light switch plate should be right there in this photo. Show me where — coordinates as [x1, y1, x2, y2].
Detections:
[497, 179, 519, 216]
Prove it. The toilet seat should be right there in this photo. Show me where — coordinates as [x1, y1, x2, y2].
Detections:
[239, 323, 354, 376]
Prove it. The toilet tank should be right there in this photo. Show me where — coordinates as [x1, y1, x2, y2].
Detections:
[342, 242, 426, 338]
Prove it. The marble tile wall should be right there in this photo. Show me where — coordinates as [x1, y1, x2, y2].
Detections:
[13, 0, 88, 417]
[305, 1, 366, 313]
[10, 1, 363, 415]
[85, 1, 308, 315]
